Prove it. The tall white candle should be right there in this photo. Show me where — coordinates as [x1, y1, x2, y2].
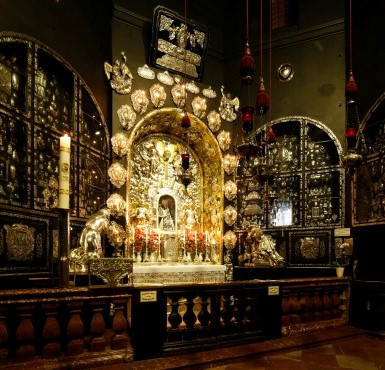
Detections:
[58, 134, 71, 209]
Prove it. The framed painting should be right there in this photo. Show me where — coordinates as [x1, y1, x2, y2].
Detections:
[150, 6, 209, 81]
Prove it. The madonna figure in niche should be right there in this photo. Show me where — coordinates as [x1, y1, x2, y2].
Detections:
[158, 195, 176, 232]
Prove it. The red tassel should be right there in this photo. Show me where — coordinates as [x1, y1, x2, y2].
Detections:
[345, 70, 358, 99]
[256, 77, 270, 115]
[240, 42, 255, 85]
[267, 126, 276, 142]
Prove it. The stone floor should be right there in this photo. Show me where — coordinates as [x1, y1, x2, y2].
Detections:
[104, 326, 385, 370]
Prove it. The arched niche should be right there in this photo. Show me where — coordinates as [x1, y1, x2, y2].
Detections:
[125, 107, 224, 261]
[353, 92, 385, 225]
[236, 116, 345, 231]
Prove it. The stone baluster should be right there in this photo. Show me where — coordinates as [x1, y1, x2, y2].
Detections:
[0, 306, 9, 363]
[197, 293, 211, 328]
[167, 294, 183, 342]
[41, 303, 61, 358]
[288, 293, 301, 325]
[299, 290, 312, 323]
[168, 295, 183, 330]
[66, 302, 84, 355]
[182, 294, 197, 340]
[14, 305, 35, 362]
[311, 289, 323, 322]
[331, 288, 341, 318]
[110, 299, 129, 350]
[233, 293, 245, 330]
[244, 294, 257, 331]
[89, 300, 106, 352]
[220, 292, 234, 332]
[281, 291, 291, 327]
[321, 288, 332, 320]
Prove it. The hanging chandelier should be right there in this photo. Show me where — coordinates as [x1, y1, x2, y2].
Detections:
[341, 0, 365, 172]
[237, 0, 275, 187]
[236, 0, 259, 159]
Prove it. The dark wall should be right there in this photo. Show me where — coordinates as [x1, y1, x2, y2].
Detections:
[353, 0, 385, 120]
[0, 0, 113, 121]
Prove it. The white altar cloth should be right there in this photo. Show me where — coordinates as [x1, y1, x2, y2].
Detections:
[133, 264, 226, 284]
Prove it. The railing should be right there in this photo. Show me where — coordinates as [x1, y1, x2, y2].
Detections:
[0, 278, 350, 366]
[0, 287, 133, 368]
[281, 277, 350, 335]
[130, 281, 282, 359]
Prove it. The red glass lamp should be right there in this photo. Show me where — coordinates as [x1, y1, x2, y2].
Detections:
[241, 106, 254, 134]
[181, 153, 190, 170]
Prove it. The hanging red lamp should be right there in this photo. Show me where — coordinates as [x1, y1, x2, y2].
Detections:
[181, 111, 191, 129]
[241, 106, 254, 133]
[345, 126, 357, 149]
[345, 70, 358, 103]
[267, 126, 276, 143]
[255, 77, 270, 116]
[240, 41, 255, 85]
[181, 153, 190, 170]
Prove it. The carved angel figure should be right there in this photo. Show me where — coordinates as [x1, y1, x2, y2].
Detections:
[104, 52, 134, 94]
[219, 86, 239, 122]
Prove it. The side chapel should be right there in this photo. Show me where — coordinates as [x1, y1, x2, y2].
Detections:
[0, 0, 385, 367]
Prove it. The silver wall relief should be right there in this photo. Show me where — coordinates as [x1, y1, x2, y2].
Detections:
[150, 6, 208, 81]
[104, 52, 134, 94]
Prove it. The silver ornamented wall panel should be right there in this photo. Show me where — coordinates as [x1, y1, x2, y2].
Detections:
[150, 6, 208, 81]
[0, 211, 51, 273]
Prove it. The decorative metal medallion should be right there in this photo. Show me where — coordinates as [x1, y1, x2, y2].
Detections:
[106, 193, 126, 217]
[224, 205, 237, 226]
[202, 86, 217, 99]
[111, 132, 130, 157]
[117, 104, 136, 130]
[223, 230, 237, 250]
[223, 154, 238, 175]
[137, 64, 155, 79]
[217, 130, 231, 151]
[171, 83, 186, 108]
[131, 89, 149, 114]
[207, 110, 221, 132]
[224, 180, 237, 201]
[191, 96, 207, 118]
[108, 162, 127, 188]
[277, 63, 294, 82]
[186, 81, 200, 94]
[150, 83, 167, 108]
[157, 70, 174, 86]
[104, 52, 134, 94]
[4, 224, 35, 261]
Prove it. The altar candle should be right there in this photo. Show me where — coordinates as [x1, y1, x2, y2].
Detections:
[58, 134, 71, 209]
[194, 231, 197, 250]
[205, 231, 208, 245]
[145, 228, 148, 253]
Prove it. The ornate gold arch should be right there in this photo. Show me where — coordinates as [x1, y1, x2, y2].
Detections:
[125, 107, 224, 261]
